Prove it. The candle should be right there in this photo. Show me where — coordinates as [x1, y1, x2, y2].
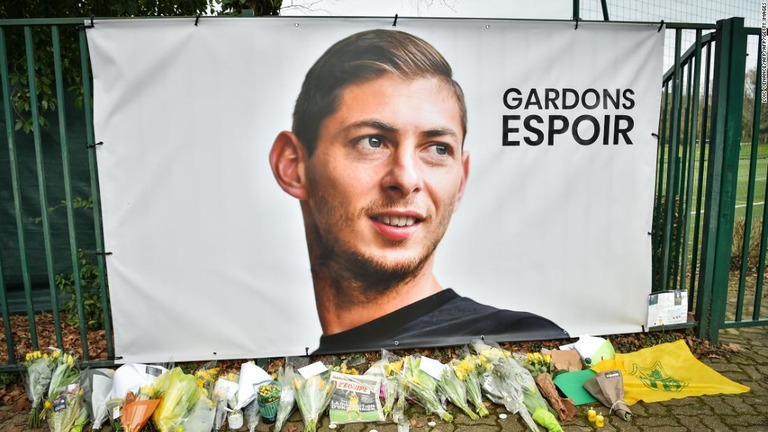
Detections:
[595, 414, 605, 428]
[587, 408, 597, 422]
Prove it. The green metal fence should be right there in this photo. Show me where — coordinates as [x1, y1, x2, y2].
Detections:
[0, 18, 113, 371]
[0, 16, 766, 371]
[654, 18, 768, 342]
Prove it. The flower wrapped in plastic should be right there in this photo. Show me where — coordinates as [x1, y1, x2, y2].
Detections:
[440, 359, 479, 420]
[522, 381, 563, 432]
[520, 352, 553, 378]
[42, 351, 80, 423]
[212, 370, 239, 431]
[273, 365, 297, 432]
[400, 355, 453, 423]
[194, 361, 220, 401]
[470, 339, 536, 431]
[243, 399, 260, 432]
[380, 350, 404, 420]
[179, 393, 216, 432]
[292, 370, 335, 432]
[152, 367, 205, 432]
[456, 352, 489, 418]
[23, 350, 54, 428]
[79, 368, 114, 430]
[121, 386, 161, 432]
[46, 382, 89, 432]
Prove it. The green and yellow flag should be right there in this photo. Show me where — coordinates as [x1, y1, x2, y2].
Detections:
[591, 339, 750, 404]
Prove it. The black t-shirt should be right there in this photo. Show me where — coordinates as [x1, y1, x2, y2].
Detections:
[314, 288, 569, 355]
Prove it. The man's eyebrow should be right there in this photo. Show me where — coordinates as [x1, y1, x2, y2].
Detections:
[346, 120, 397, 134]
[421, 127, 460, 140]
[346, 120, 460, 140]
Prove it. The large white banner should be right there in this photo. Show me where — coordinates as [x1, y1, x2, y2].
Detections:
[87, 17, 663, 363]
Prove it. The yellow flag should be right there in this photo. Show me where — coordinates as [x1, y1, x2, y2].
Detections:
[591, 339, 749, 405]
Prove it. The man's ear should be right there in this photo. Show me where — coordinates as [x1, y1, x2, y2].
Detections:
[269, 131, 309, 200]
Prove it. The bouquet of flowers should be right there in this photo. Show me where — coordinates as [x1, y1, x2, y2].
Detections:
[194, 362, 220, 401]
[212, 370, 239, 431]
[46, 384, 89, 432]
[440, 359, 479, 420]
[152, 367, 205, 432]
[121, 386, 161, 432]
[471, 340, 536, 431]
[273, 366, 297, 432]
[293, 371, 335, 432]
[79, 368, 115, 430]
[243, 399, 260, 432]
[23, 350, 54, 428]
[456, 351, 489, 417]
[401, 355, 453, 423]
[520, 352, 553, 378]
[380, 350, 404, 420]
[522, 381, 563, 432]
[42, 351, 80, 423]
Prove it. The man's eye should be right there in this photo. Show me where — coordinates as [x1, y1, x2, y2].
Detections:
[367, 136, 383, 148]
[433, 144, 449, 155]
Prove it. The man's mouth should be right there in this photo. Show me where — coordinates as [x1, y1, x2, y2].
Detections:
[375, 215, 418, 227]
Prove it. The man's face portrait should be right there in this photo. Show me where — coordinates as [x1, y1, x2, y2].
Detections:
[302, 74, 469, 287]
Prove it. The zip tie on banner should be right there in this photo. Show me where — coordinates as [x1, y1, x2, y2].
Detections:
[574, 17, 579, 30]
[658, 20, 665, 32]
[393, 14, 398, 27]
[651, 132, 659, 139]
[77, 16, 95, 31]
[195, 13, 202, 26]
[86, 141, 104, 149]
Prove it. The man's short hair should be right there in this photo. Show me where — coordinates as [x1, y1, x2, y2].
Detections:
[292, 29, 468, 156]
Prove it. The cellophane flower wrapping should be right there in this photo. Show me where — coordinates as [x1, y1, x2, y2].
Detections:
[401, 356, 453, 423]
[243, 399, 260, 432]
[273, 366, 297, 432]
[23, 350, 54, 428]
[292, 371, 335, 432]
[46, 383, 89, 432]
[152, 367, 205, 432]
[381, 350, 404, 420]
[79, 368, 114, 430]
[471, 339, 538, 431]
[440, 359, 479, 420]
[194, 361, 220, 402]
[179, 394, 216, 432]
[121, 388, 161, 432]
[43, 351, 80, 423]
[458, 351, 489, 418]
[212, 371, 239, 431]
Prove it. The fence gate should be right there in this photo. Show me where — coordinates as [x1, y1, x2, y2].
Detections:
[654, 17, 768, 343]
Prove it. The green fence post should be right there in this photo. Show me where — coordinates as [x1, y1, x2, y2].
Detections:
[696, 18, 746, 342]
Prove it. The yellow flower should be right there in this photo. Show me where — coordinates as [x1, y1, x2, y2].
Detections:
[44, 400, 53, 409]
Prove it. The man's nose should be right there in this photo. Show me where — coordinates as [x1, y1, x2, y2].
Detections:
[382, 149, 423, 196]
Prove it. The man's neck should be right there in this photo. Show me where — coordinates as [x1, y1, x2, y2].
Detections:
[313, 266, 444, 336]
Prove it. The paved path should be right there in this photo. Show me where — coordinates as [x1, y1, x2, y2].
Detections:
[0, 325, 765, 431]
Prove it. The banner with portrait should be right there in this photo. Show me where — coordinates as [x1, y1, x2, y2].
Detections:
[87, 17, 663, 363]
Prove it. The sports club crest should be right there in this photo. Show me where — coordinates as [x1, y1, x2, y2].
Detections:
[630, 361, 688, 392]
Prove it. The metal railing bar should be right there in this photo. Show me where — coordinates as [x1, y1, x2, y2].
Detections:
[79, 29, 114, 358]
[661, 28, 684, 292]
[0, 28, 19, 363]
[50, 25, 68, 349]
[680, 30, 703, 298]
